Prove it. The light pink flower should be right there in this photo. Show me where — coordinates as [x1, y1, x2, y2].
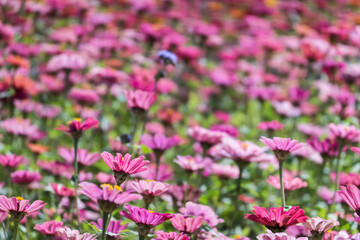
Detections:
[257, 230, 308, 240]
[0, 196, 46, 222]
[58, 147, 100, 167]
[173, 155, 205, 172]
[303, 217, 339, 233]
[170, 214, 203, 234]
[258, 120, 284, 131]
[187, 126, 226, 145]
[267, 174, 307, 191]
[180, 202, 223, 227]
[260, 136, 304, 161]
[130, 180, 170, 197]
[328, 123, 360, 144]
[153, 231, 190, 240]
[47, 52, 87, 72]
[91, 219, 129, 237]
[56, 227, 97, 240]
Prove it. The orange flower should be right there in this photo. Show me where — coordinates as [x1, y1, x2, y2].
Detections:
[5, 55, 30, 69]
[27, 143, 49, 154]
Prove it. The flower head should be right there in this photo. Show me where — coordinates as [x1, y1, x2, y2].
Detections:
[260, 136, 304, 161]
[170, 214, 203, 234]
[79, 182, 141, 213]
[124, 89, 157, 112]
[303, 217, 339, 237]
[0, 154, 24, 168]
[130, 180, 170, 207]
[34, 220, 63, 236]
[257, 230, 308, 240]
[328, 123, 360, 145]
[244, 206, 308, 232]
[338, 184, 360, 216]
[91, 219, 129, 238]
[153, 231, 190, 240]
[0, 196, 46, 223]
[157, 50, 177, 65]
[101, 152, 149, 185]
[56, 118, 99, 139]
[56, 227, 97, 240]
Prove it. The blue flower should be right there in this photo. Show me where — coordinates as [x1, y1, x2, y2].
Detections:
[157, 50, 177, 65]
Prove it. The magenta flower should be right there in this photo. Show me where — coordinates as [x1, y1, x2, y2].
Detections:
[170, 214, 203, 234]
[244, 206, 308, 232]
[338, 184, 360, 215]
[101, 152, 149, 185]
[260, 136, 304, 161]
[56, 117, 99, 139]
[79, 182, 141, 213]
[124, 89, 157, 112]
[307, 137, 338, 158]
[47, 52, 87, 72]
[120, 205, 173, 240]
[0, 118, 46, 140]
[351, 146, 360, 156]
[0, 154, 24, 168]
[303, 217, 339, 238]
[130, 180, 170, 208]
[153, 231, 190, 240]
[91, 219, 129, 238]
[11, 170, 42, 185]
[56, 227, 97, 240]
[0, 196, 46, 223]
[34, 220, 63, 236]
[58, 147, 100, 167]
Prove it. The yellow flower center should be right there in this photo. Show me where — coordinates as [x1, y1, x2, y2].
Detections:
[241, 143, 248, 149]
[114, 185, 123, 191]
[265, 0, 277, 7]
[67, 118, 82, 125]
[16, 197, 24, 201]
[187, 158, 194, 162]
[148, 210, 154, 213]
[122, 157, 125, 161]
[101, 184, 113, 190]
[233, 235, 241, 239]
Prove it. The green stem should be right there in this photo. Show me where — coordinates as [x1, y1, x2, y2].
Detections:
[130, 113, 139, 155]
[155, 155, 160, 181]
[279, 160, 286, 207]
[13, 222, 18, 240]
[73, 138, 81, 230]
[328, 146, 344, 215]
[101, 212, 109, 240]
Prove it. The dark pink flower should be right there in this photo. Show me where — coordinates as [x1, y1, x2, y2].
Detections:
[124, 89, 157, 111]
[153, 231, 190, 240]
[56, 118, 99, 139]
[101, 152, 149, 185]
[58, 147, 100, 167]
[245, 206, 308, 232]
[11, 170, 41, 185]
[338, 184, 360, 216]
[0, 154, 24, 168]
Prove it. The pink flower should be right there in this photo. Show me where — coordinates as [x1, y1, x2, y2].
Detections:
[56, 227, 97, 240]
[140, 133, 179, 153]
[120, 205, 173, 226]
[124, 89, 157, 111]
[180, 202, 223, 227]
[210, 137, 265, 163]
[328, 123, 360, 144]
[0, 196, 46, 222]
[260, 136, 304, 161]
[91, 219, 129, 237]
[173, 155, 205, 172]
[187, 126, 226, 146]
[79, 182, 141, 213]
[133, 163, 173, 182]
[56, 118, 99, 139]
[120, 205, 173, 239]
[267, 173, 308, 191]
[130, 180, 170, 197]
[303, 217, 339, 234]
[68, 88, 100, 105]
[170, 214, 203, 234]
[317, 186, 342, 204]
[338, 184, 360, 215]
[257, 230, 308, 240]
[210, 163, 239, 179]
[47, 52, 87, 72]
[153, 231, 190, 240]
[351, 147, 360, 156]
[58, 147, 100, 167]
[258, 120, 284, 131]
[210, 124, 239, 137]
[34, 220, 63, 235]
[0, 118, 46, 140]
[0, 154, 24, 168]
[244, 206, 308, 232]
[11, 170, 42, 184]
[101, 152, 149, 185]
[50, 183, 75, 197]
[307, 137, 338, 158]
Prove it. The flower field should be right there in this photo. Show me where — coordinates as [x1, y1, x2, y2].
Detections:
[1, 0, 360, 239]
